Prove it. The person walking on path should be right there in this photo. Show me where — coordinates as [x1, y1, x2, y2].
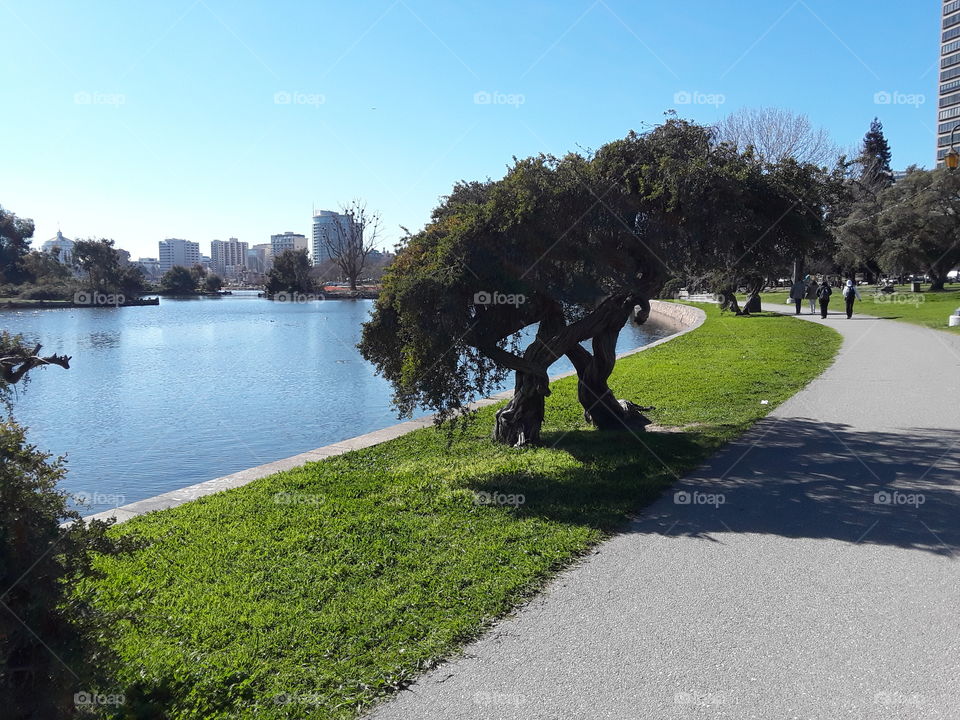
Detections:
[789, 278, 806, 315]
[817, 280, 832, 318]
[804, 275, 818, 314]
[842, 279, 862, 319]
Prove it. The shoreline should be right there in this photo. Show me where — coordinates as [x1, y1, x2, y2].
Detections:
[80, 301, 706, 525]
[1, 296, 160, 309]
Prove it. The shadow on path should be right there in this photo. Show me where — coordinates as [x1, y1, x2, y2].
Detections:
[636, 418, 960, 557]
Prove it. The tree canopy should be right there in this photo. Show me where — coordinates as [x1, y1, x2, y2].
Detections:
[874, 167, 960, 290]
[266, 248, 313, 294]
[715, 106, 839, 167]
[72, 238, 144, 293]
[0, 205, 35, 284]
[360, 118, 827, 445]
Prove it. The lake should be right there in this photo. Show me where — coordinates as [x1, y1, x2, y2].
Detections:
[1, 293, 671, 515]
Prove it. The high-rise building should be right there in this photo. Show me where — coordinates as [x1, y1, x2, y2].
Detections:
[210, 237, 249, 278]
[158, 238, 201, 274]
[311, 211, 353, 266]
[41, 231, 74, 264]
[937, 0, 960, 164]
[270, 232, 308, 258]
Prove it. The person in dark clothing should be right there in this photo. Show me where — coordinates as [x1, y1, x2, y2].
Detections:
[842, 279, 862, 319]
[789, 278, 806, 315]
[817, 280, 832, 318]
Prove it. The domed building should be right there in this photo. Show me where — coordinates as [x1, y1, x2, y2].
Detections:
[40, 231, 74, 264]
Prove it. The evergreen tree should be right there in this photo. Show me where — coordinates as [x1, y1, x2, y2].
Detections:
[859, 117, 893, 193]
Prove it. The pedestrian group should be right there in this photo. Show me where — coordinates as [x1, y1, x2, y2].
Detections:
[789, 275, 862, 319]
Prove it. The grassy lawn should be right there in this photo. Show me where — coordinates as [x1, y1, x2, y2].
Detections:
[81, 305, 841, 719]
[746, 284, 960, 333]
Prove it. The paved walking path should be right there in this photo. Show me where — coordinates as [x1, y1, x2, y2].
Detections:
[368, 305, 960, 720]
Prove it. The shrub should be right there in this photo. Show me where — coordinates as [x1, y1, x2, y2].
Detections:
[0, 334, 136, 719]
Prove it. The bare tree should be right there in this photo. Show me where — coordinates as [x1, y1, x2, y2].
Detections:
[716, 107, 839, 167]
[319, 200, 381, 291]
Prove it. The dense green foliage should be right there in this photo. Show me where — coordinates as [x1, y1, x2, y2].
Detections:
[160, 265, 196, 294]
[73, 238, 145, 294]
[266, 249, 314, 294]
[835, 167, 960, 291]
[1, 209, 147, 301]
[0, 206, 36, 285]
[84, 307, 840, 719]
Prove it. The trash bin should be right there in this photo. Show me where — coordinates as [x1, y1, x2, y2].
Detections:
[951, 309, 960, 327]
[911, 281, 921, 293]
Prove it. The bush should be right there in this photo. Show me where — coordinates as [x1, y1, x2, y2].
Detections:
[0, 334, 137, 719]
[658, 278, 685, 299]
[17, 282, 74, 301]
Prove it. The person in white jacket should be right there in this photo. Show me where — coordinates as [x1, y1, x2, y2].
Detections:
[842, 279, 862, 319]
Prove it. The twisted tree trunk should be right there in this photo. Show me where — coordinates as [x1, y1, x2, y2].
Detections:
[566, 295, 654, 431]
[717, 288, 743, 315]
[492, 369, 550, 446]
[490, 306, 565, 446]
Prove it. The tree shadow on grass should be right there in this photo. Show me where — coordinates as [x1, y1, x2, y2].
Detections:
[467, 419, 960, 556]
[468, 428, 717, 531]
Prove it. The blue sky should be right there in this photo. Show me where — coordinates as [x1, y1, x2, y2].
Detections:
[0, 0, 942, 259]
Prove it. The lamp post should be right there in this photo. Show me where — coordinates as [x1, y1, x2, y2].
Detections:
[945, 122, 960, 169]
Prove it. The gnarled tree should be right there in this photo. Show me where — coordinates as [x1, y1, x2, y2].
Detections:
[361, 120, 774, 445]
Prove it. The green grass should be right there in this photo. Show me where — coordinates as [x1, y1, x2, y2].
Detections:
[81, 306, 841, 719]
[747, 284, 960, 333]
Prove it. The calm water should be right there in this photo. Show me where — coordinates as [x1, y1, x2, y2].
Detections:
[1, 293, 671, 514]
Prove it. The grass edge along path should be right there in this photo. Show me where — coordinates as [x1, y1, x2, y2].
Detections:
[81, 305, 841, 719]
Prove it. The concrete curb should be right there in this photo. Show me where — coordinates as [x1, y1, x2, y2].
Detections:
[81, 301, 707, 525]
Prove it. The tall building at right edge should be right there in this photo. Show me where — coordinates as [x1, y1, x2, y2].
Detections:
[937, 0, 960, 164]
